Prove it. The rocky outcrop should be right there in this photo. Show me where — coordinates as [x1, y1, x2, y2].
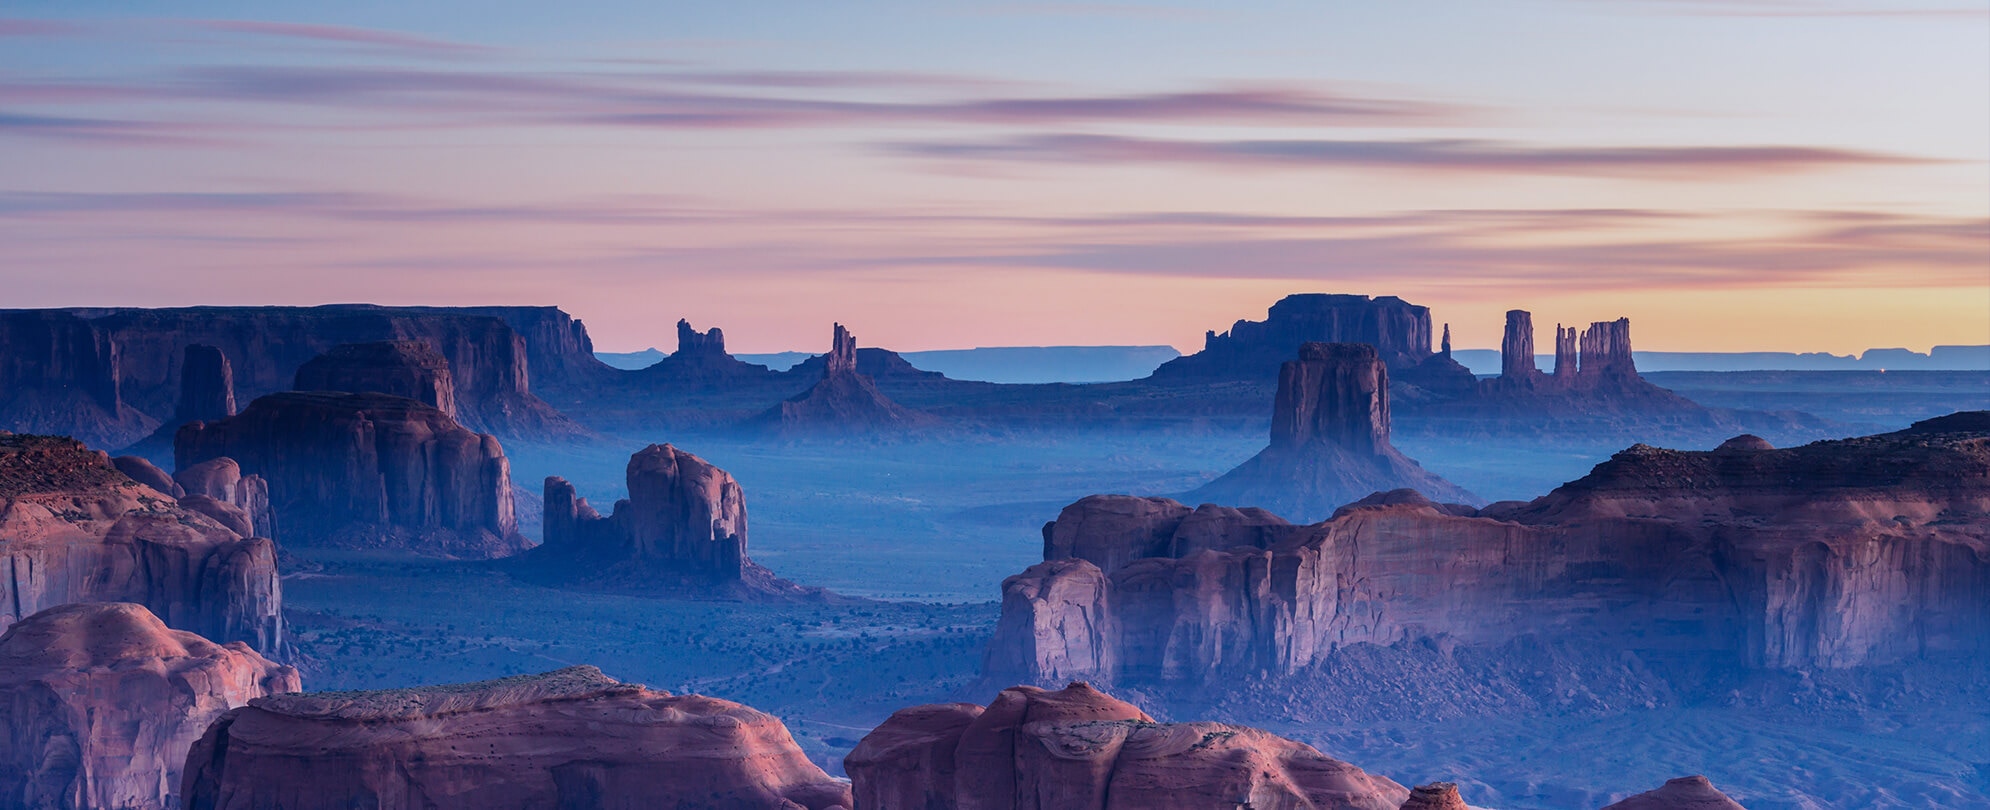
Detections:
[1500, 310, 1539, 382]
[846, 681, 1409, 810]
[634, 319, 784, 386]
[1189, 343, 1479, 521]
[173, 458, 276, 541]
[986, 412, 1990, 686]
[526, 444, 813, 597]
[0, 434, 285, 655]
[1399, 783, 1470, 810]
[0, 602, 297, 810]
[113, 454, 182, 497]
[293, 340, 457, 416]
[181, 666, 851, 810]
[1601, 775, 1747, 809]
[0, 305, 587, 443]
[749, 324, 934, 433]
[1150, 294, 1436, 381]
[176, 391, 527, 559]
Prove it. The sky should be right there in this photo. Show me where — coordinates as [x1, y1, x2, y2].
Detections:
[1, 1, 1986, 354]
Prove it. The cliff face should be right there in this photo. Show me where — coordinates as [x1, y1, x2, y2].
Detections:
[181, 666, 851, 810]
[987, 413, 1990, 686]
[846, 681, 1409, 810]
[529, 444, 812, 597]
[0, 434, 285, 656]
[176, 391, 527, 559]
[1189, 343, 1479, 521]
[0, 311, 154, 448]
[293, 340, 458, 417]
[0, 602, 297, 810]
[0, 305, 587, 444]
[749, 324, 934, 433]
[1150, 294, 1435, 382]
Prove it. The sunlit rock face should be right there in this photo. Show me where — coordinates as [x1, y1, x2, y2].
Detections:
[0, 602, 297, 810]
[0, 433, 285, 656]
[988, 412, 1990, 686]
[181, 666, 852, 810]
[176, 391, 527, 559]
[847, 681, 1409, 810]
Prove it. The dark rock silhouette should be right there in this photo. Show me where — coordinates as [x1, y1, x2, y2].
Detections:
[1188, 343, 1479, 521]
[526, 444, 815, 597]
[0, 434, 285, 655]
[1500, 309, 1540, 382]
[0, 602, 297, 810]
[123, 344, 242, 457]
[846, 681, 1409, 810]
[181, 666, 851, 810]
[748, 324, 934, 433]
[632, 319, 783, 386]
[293, 340, 457, 416]
[1601, 775, 1747, 809]
[176, 391, 527, 559]
[1150, 293, 1436, 381]
[0, 311, 154, 448]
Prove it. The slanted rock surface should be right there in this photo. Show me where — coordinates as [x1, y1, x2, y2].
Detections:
[1190, 342, 1478, 521]
[1399, 783, 1470, 810]
[181, 666, 851, 810]
[0, 434, 285, 655]
[0, 602, 297, 810]
[176, 391, 526, 559]
[1601, 775, 1747, 809]
[846, 681, 1408, 810]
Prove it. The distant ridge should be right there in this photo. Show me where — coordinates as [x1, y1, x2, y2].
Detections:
[596, 344, 1182, 382]
[1453, 345, 1990, 374]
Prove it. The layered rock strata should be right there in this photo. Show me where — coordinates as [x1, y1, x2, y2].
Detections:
[0, 602, 297, 810]
[176, 391, 526, 558]
[1189, 343, 1479, 521]
[529, 444, 812, 597]
[181, 666, 851, 810]
[293, 340, 457, 416]
[846, 681, 1409, 810]
[988, 413, 1990, 686]
[0, 434, 285, 654]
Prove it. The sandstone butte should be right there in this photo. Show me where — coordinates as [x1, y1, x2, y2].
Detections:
[529, 443, 819, 598]
[0, 602, 297, 810]
[180, 665, 853, 810]
[293, 340, 459, 417]
[748, 323, 936, 433]
[1601, 775, 1748, 810]
[1189, 341, 1479, 521]
[176, 390, 528, 559]
[0, 433, 285, 656]
[986, 411, 1990, 686]
[846, 681, 1410, 810]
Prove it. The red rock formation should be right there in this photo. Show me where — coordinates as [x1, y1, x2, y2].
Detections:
[1400, 783, 1470, 810]
[678, 318, 729, 357]
[293, 340, 457, 417]
[846, 682, 1409, 810]
[530, 444, 813, 597]
[1150, 293, 1437, 381]
[1553, 325, 1578, 378]
[181, 666, 851, 810]
[176, 391, 526, 559]
[1500, 310, 1539, 382]
[1189, 343, 1479, 521]
[113, 454, 183, 497]
[0, 434, 285, 655]
[0, 602, 297, 810]
[173, 458, 275, 541]
[1601, 775, 1747, 809]
[986, 413, 1990, 686]
[749, 324, 935, 433]
[1579, 318, 1636, 380]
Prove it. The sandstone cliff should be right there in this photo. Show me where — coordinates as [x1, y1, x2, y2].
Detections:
[0, 311, 155, 448]
[987, 412, 1990, 686]
[0, 434, 285, 655]
[526, 443, 815, 597]
[0, 602, 297, 810]
[1189, 343, 1479, 521]
[1150, 294, 1436, 381]
[846, 681, 1409, 810]
[293, 340, 458, 416]
[749, 324, 935, 433]
[177, 391, 528, 559]
[181, 665, 851, 810]
[123, 344, 239, 457]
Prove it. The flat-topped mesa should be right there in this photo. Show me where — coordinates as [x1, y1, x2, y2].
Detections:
[0, 602, 298, 810]
[676, 318, 728, 357]
[176, 391, 526, 559]
[1500, 309, 1540, 382]
[1580, 317, 1636, 379]
[846, 682, 1410, 810]
[293, 340, 457, 417]
[825, 322, 859, 376]
[529, 444, 813, 597]
[1189, 343, 1478, 521]
[180, 666, 852, 810]
[0, 434, 285, 656]
[177, 345, 237, 425]
[1149, 293, 1437, 381]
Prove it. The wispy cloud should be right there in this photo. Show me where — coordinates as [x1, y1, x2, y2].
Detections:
[185, 20, 495, 55]
[0, 113, 210, 145]
[0, 19, 87, 36]
[886, 133, 1932, 177]
[1596, 0, 1990, 17]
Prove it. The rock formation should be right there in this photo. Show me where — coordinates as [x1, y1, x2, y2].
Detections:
[0, 602, 297, 810]
[1399, 783, 1470, 810]
[0, 433, 285, 655]
[181, 665, 851, 810]
[0, 310, 154, 448]
[748, 324, 934, 433]
[123, 344, 241, 457]
[986, 412, 1990, 687]
[1150, 293, 1436, 381]
[113, 454, 182, 497]
[1188, 343, 1479, 521]
[845, 681, 1409, 810]
[1499, 309, 1539, 382]
[527, 444, 813, 597]
[173, 457, 276, 541]
[176, 391, 527, 559]
[293, 340, 457, 416]
[633, 319, 785, 387]
[1601, 775, 1747, 809]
